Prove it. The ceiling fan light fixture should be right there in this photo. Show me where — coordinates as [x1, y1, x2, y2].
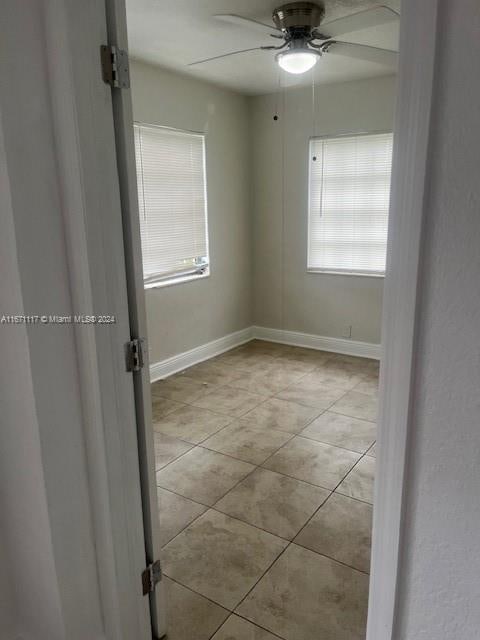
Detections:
[276, 48, 320, 74]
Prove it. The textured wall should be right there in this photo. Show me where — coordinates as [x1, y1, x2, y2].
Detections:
[395, 1, 480, 637]
[130, 61, 252, 363]
[250, 75, 397, 344]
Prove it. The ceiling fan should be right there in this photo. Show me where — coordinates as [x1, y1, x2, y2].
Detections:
[189, 2, 399, 75]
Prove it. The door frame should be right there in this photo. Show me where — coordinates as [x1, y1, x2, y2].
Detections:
[41, 0, 156, 638]
[38, 0, 439, 637]
[104, 0, 440, 637]
[367, 1, 439, 638]
[103, 0, 167, 636]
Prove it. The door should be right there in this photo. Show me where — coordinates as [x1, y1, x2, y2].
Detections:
[103, 0, 167, 637]
[0, 0, 161, 638]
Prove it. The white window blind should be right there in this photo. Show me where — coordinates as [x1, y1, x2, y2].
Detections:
[134, 123, 209, 286]
[308, 132, 393, 276]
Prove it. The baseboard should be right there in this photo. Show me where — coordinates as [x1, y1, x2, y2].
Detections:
[149, 327, 254, 381]
[149, 325, 380, 380]
[252, 326, 381, 360]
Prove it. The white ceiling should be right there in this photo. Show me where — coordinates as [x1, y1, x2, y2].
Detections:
[126, 0, 400, 95]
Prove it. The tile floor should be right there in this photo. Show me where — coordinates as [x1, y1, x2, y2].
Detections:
[151, 340, 378, 640]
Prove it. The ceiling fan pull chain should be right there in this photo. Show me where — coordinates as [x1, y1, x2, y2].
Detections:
[273, 67, 282, 121]
[311, 67, 316, 140]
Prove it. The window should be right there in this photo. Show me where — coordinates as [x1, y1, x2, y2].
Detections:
[134, 123, 209, 287]
[308, 132, 393, 276]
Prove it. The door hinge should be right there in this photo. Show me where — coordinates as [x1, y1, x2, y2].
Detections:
[125, 338, 145, 372]
[142, 559, 162, 595]
[100, 44, 130, 89]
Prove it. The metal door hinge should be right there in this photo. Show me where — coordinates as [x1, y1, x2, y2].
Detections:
[125, 338, 145, 372]
[100, 44, 130, 89]
[142, 559, 162, 595]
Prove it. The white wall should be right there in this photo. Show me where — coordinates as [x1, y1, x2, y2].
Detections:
[1, 2, 149, 638]
[250, 75, 396, 344]
[394, 1, 480, 637]
[0, 3, 102, 636]
[130, 61, 252, 363]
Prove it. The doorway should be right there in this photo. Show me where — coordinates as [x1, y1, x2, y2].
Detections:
[110, 0, 434, 638]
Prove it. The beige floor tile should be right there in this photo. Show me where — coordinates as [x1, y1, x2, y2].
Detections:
[325, 353, 374, 373]
[191, 386, 266, 418]
[275, 380, 346, 410]
[162, 510, 287, 610]
[352, 375, 379, 397]
[202, 422, 292, 465]
[156, 447, 254, 506]
[366, 442, 376, 457]
[301, 365, 364, 390]
[179, 361, 242, 386]
[236, 544, 369, 640]
[152, 396, 185, 421]
[164, 576, 229, 640]
[330, 390, 378, 422]
[228, 369, 305, 396]
[212, 615, 280, 640]
[242, 398, 321, 434]
[263, 437, 360, 490]
[215, 351, 279, 375]
[153, 432, 193, 470]
[276, 345, 331, 366]
[215, 468, 329, 540]
[295, 493, 372, 573]
[268, 357, 318, 376]
[361, 359, 380, 376]
[153, 404, 232, 444]
[337, 456, 375, 504]
[157, 488, 207, 547]
[300, 411, 376, 453]
[233, 340, 289, 358]
[151, 376, 214, 404]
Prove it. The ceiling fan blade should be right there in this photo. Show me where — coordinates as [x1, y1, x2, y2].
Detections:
[188, 47, 263, 67]
[325, 41, 398, 67]
[322, 6, 399, 38]
[214, 14, 279, 35]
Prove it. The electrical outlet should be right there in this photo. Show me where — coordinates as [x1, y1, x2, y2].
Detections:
[342, 324, 352, 339]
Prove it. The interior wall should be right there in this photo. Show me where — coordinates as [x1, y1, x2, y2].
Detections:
[395, 1, 480, 637]
[250, 75, 396, 344]
[130, 61, 252, 363]
[0, 2, 108, 637]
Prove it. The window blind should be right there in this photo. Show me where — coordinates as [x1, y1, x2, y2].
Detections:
[308, 132, 393, 275]
[134, 123, 209, 286]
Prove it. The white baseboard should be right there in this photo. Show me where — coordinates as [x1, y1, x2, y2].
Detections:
[149, 325, 380, 381]
[149, 327, 254, 381]
[252, 326, 381, 360]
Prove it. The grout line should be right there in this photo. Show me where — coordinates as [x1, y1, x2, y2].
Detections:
[289, 541, 371, 576]
[165, 575, 231, 613]
[154, 445, 195, 473]
[154, 344, 377, 635]
[165, 576, 287, 640]
[329, 407, 377, 422]
[296, 432, 376, 455]
[214, 613, 287, 640]
[232, 542, 292, 616]
[216, 449, 375, 613]
[257, 463, 341, 492]
[334, 490, 374, 507]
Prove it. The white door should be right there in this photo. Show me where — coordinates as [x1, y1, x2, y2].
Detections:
[0, 0, 164, 638]
[102, 0, 167, 637]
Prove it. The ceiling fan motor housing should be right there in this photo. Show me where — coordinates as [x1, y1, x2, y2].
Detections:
[272, 2, 325, 36]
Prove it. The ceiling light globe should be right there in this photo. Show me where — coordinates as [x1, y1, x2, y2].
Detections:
[276, 49, 320, 75]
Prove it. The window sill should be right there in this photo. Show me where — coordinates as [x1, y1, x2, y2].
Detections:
[144, 270, 210, 290]
[307, 269, 385, 278]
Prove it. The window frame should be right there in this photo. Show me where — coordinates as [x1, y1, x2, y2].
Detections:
[307, 130, 393, 278]
[134, 121, 210, 290]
